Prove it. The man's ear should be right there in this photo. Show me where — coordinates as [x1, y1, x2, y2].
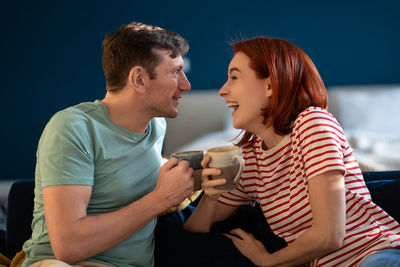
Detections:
[128, 66, 145, 91]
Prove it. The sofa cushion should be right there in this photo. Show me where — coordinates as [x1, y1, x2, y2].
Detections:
[4, 179, 35, 259]
[365, 179, 400, 223]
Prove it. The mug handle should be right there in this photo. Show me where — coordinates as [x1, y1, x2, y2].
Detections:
[232, 155, 244, 185]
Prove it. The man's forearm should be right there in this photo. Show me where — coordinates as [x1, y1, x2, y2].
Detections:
[47, 189, 170, 264]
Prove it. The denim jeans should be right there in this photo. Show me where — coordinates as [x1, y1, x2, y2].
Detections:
[359, 248, 400, 267]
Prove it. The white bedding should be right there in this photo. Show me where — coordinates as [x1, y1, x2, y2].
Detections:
[330, 86, 400, 171]
[346, 130, 400, 171]
[174, 85, 400, 172]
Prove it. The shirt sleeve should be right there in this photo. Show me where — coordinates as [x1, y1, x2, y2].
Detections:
[218, 182, 253, 207]
[37, 110, 95, 188]
[295, 108, 347, 180]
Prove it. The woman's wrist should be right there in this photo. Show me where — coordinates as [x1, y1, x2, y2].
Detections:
[203, 192, 223, 202]
[261, 253, 266, 267]
[260, 252, 270, 267]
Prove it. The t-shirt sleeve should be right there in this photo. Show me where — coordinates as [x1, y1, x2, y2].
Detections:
[37, 110, 95, 188]
[295, 109, 347, 180]
[218, 182, 253, 207]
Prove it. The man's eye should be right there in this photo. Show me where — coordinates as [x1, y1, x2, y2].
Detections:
[230, 76, 237, 80]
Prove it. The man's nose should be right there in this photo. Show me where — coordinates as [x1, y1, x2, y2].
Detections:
[179, 72, 191, 91]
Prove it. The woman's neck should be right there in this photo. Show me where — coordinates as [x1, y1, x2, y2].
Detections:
[257, 124, 285, 151]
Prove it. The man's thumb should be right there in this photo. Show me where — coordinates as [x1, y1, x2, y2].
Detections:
[162, 158, 179, 170]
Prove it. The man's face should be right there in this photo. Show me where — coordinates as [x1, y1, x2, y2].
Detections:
[143, 49, 191, 118]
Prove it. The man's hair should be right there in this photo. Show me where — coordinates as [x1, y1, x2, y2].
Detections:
[232, 37, 328, 147]
[102, 22, 189, 91]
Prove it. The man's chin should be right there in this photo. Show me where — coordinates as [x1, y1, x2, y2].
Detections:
[163, 110, 178, 119]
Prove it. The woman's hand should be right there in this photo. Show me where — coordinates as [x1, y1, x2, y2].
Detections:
[200, 154, 230, 200]
[225, 228, 269, 266]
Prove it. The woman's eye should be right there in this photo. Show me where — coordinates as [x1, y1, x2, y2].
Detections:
[230, 76, 237, 80]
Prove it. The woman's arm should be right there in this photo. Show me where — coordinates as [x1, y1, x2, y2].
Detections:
[184, 193, 237, 232]
[184, 155, 238, 232]
[226, 170, 346, 266]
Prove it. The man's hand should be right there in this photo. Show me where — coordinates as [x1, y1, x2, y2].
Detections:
[154, 158, 194, 207]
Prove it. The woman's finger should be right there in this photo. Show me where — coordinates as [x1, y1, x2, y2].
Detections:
[229, 228, 252, 240]
[201, 168, 221, 178]
[201, 154, 211, 168]
[202, 178, 226, 187]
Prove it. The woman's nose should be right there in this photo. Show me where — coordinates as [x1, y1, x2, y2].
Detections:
[219, 82, 228, 97]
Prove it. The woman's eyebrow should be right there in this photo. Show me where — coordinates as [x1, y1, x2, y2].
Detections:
[229, 67, 241, 74]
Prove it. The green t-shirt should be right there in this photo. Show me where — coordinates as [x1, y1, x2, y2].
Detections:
[22, 100, 166, 267]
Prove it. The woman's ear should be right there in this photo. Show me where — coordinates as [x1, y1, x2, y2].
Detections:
[265, 78, 273, 98]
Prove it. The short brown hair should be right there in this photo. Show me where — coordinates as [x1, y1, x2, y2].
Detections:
[102, 22, 189, 91]
[232, 37, 328, 147]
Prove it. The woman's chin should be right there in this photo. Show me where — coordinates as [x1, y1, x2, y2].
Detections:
[232, 120, 244, 131]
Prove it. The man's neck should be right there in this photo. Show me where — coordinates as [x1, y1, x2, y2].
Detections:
[101, 89, 151, 134]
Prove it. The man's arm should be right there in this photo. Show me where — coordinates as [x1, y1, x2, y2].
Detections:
[44, 158, 194, 264]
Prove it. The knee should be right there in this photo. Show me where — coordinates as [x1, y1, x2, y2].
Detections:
[359, 249, 400, 267]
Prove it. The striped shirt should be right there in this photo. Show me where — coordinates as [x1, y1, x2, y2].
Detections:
[219, 107, 400, 266]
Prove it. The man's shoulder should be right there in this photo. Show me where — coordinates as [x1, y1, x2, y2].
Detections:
[51, 101, 100, 122]
[45, 101, 102, 134]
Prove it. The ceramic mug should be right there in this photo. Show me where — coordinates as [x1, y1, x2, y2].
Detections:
[171, 150, 204, 191]
[206, 146, 244, 190]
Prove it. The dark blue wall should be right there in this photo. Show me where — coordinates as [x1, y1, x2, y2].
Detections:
[1, 0, 399, 180]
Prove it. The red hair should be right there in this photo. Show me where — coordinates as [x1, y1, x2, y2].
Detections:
[232, 37, 328, 147]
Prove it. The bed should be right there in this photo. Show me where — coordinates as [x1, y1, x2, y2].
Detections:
[163, 84, 400, 172]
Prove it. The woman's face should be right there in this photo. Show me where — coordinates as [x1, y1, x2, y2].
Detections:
[219, 51, 271, 133]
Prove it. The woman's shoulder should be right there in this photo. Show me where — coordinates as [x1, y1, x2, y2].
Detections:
[294, 106, 338, 127]
[292, 106, 343, 137]
[297, 106, 333, 119]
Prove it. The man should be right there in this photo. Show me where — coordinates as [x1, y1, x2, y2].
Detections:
[22, 22, 194, 267]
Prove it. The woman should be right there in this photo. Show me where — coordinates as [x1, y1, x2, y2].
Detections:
[184, 37, 400, 266]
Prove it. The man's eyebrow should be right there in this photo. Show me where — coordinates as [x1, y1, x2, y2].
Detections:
[229, 67, 241, 74]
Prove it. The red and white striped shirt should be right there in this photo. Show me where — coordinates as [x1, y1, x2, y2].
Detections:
[219, 107, 400, 266]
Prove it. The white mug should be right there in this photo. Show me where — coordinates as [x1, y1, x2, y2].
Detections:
[207, 146, 244, 190]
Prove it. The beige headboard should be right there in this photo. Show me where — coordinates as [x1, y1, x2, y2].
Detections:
[163, 90, 227, 156]
[163, 84, 400, 157]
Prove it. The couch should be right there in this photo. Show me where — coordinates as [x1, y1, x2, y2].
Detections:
[1, 171, 400, 261]
[2, 84, 400, 261]
[0, 179, 34, 259]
